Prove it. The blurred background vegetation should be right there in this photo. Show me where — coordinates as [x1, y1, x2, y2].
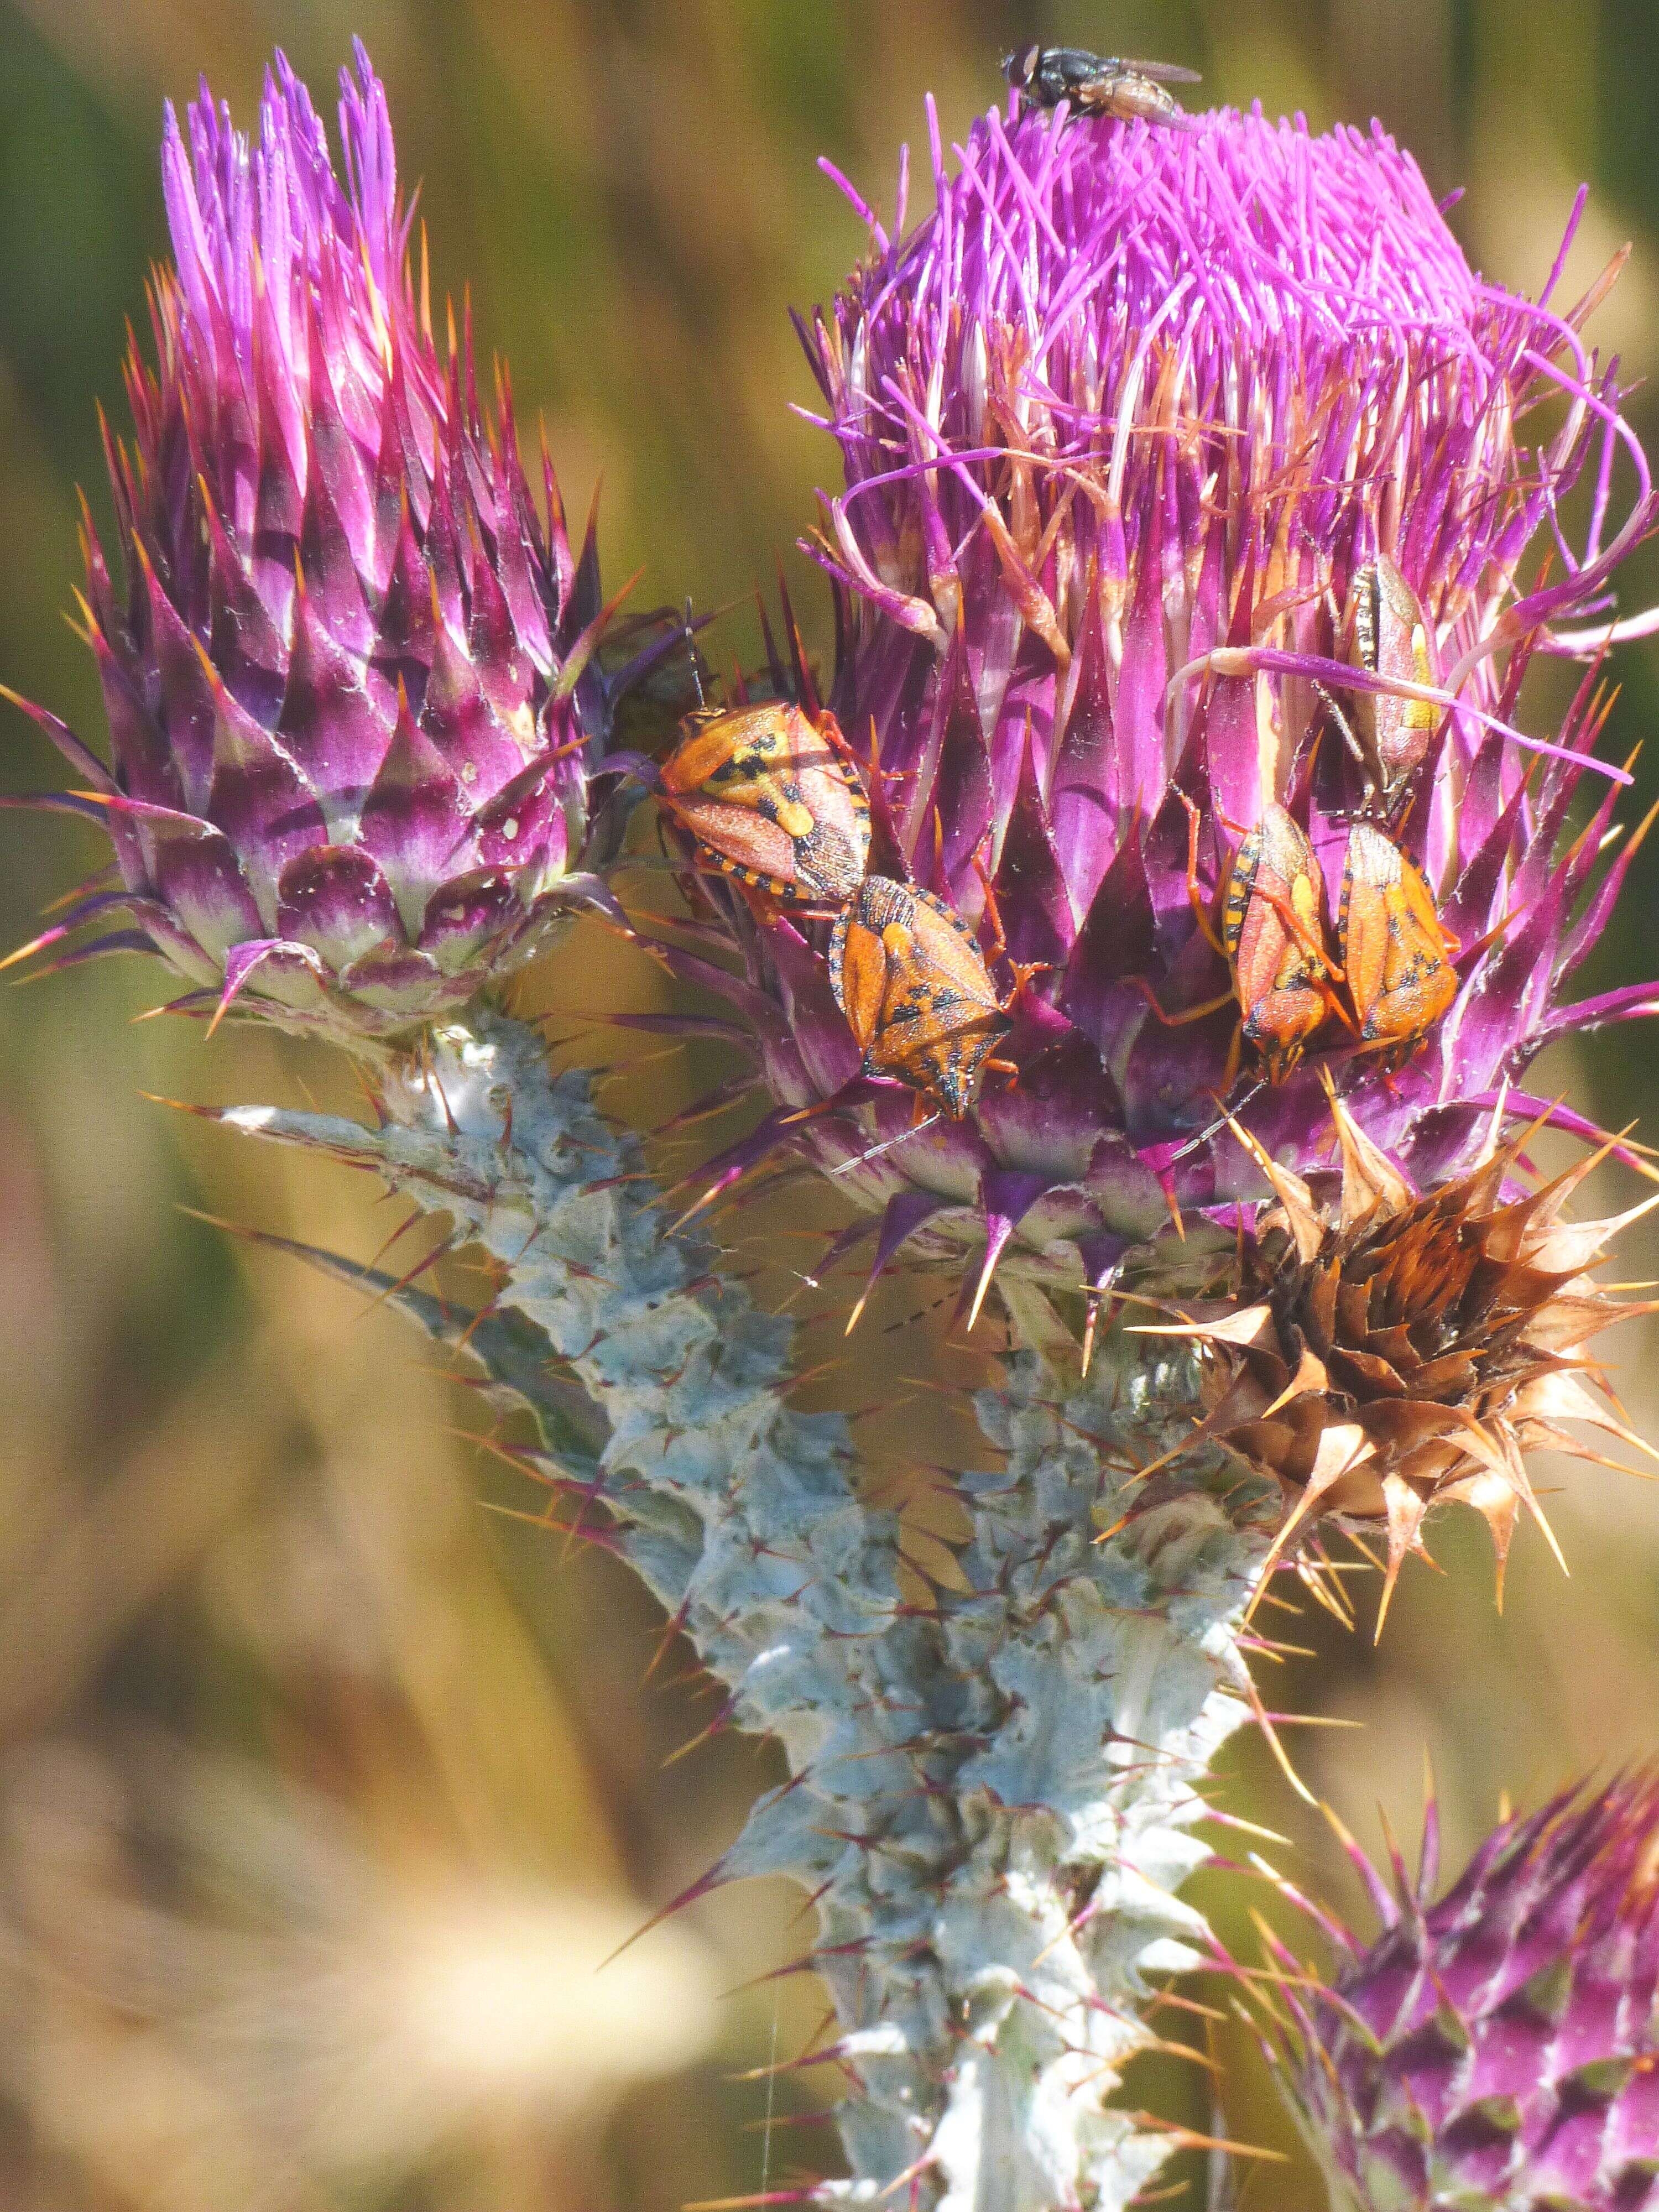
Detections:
[0, 2, 1656, 2206]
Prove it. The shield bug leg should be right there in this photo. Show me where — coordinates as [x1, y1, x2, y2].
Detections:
[1130, 977, 1238, 1028]
[1314, 680, 1376, 807]
[971, 857, 1054, 1002]
[1250, 880, 1350, 993]
[1132, 793, 1247, 1032]
[1175, 789, 1231, 958]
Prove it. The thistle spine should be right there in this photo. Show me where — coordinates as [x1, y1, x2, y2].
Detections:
[225, 1010, 1272, 2209]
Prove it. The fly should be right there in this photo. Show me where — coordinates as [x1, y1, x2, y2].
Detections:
[1003, 45, 1201, 126]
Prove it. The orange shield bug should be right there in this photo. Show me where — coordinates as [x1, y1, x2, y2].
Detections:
[1222, 804, 1347, 1082]
[1321, 556, 1439, 810]
[1136, 796, 1346, 1088]
[830, 875, 1014, 1118]
[659, 701, 870, 905]
[1339, 820, 1458, 1063]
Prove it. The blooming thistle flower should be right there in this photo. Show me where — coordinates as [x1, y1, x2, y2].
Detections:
[3, 45, 650, 1046]
[1266, 1778, 1659, 2211]
[670, 98, 1659, 1324]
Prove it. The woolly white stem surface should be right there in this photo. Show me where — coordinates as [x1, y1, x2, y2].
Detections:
[223, 1011, 1274, 2211]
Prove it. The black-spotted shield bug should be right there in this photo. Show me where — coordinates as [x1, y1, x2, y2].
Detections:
[659, 701, 870, 906]
[830, 875, 1017, 1118]
[1138, 796, 1348, 1089]
[1339, 820, 1458, 1065]
[1321, 556, 1439, 813]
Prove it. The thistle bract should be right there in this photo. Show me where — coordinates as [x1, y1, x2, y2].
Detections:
[8, 45, 634, 1044]
[679, 100, 1657, 1313]
[1274, 1779, 1659, 2211]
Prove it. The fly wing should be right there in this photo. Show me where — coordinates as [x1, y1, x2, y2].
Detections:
[1117, 59, 1202, 83]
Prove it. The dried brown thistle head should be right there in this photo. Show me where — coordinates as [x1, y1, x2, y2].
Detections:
[1151, 1099, 1659, 1627]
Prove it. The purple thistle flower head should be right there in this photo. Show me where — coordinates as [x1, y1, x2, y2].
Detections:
[677, 97, 1658, 1314]
[1272, 1778, 1659, 2210]
[6, 44, 645, 1045]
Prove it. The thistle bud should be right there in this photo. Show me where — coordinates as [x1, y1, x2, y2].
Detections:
[1164, 1096, 1658, 1613]
[7, 45, 636, 1045]
[1273, 1778, 1659, 2211]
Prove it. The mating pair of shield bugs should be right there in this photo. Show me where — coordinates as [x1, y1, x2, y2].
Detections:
[656, 698, 1021, 1123]
[1160, 556, 1452, 1087]
[1152, 797, 1459, 1088]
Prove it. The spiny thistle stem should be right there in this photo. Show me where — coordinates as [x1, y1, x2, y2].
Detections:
[221, 1008, 1276, 2209]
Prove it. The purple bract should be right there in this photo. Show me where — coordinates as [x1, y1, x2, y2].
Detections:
[6, 44, 639, 1044]
[676, 97, 1659, 1309]
[1273, 1780, 1659, 2211]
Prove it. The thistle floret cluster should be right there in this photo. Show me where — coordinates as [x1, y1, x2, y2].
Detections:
[1153, 1095, 1659, 1613]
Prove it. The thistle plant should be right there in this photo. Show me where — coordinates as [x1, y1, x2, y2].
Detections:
[1269, 1778, 1659, 2211]
[5, 41, 1659, 2212]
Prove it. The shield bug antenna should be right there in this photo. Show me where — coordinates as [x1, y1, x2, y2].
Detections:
[832, 1110, 946, 1176]
[1167, 1078, 1270, 1164]
[684, 598, 707, 713]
